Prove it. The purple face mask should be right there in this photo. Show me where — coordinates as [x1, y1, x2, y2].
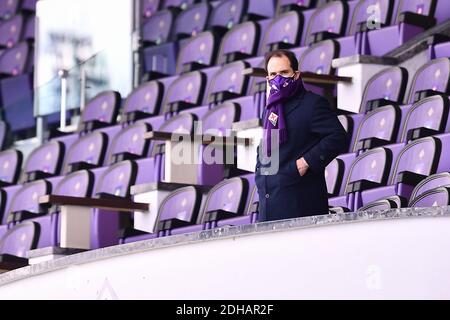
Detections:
[268, 74, 296, 96]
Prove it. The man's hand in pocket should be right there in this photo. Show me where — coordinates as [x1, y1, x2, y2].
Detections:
[296, 157, 309, 176]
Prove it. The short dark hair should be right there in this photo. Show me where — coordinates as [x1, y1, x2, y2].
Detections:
[264, 49, 299, 73]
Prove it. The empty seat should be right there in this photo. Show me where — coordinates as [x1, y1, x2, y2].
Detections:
[62, 132, 108, 174]
[258, 11, 303, 55]
[141, 0, 162, 19]
[121, 80, 164, 123]
[352, 105, 401, 153]
[163, 0, 197, 11]
[0, 149, 22, 187]
[173, 2, 211, 39]
[109, 122, 151, 164]
[0, 221, 39, 271]
[0, 42, 30, 77]
[410, 186, 450, 207]
[276, 0, 316, 14]
[407, 58, 450, 104]
[142, 9, 176, 46]
[360, 66, 408, 113]
[0, 0, 20, 20]
[208, 0, 247, 30]
[409, 172, 450, 205]
[21, 0, 37, 12]
[0, 14, 24, 49]
[347, 0, 394, 35]
[22, 140, 65, 183]
[399, 95, 449, 143]
[357, 198, 398, 211]
[216, 21, 260, 65]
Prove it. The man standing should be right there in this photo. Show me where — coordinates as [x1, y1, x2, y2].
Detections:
[255, 49, 349, 222]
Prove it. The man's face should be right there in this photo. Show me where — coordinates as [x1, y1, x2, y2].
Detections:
[266, 55, 300, 99]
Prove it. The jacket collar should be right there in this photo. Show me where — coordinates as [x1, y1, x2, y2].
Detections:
[283, 87, 306, 116]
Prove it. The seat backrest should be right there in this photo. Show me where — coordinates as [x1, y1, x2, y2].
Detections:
[175, 31, 218, 73]
[142, 9, 175, 45]
[393, 0, 437, 24]
[54, 170, 95, 198]
[109, 122, 151, 164]
[208, 0, 247, 29]
[163, 0, 197, 10]
[94, 160, 138, 198]
[0, 0, 20, 20]
[63, 132, 108, 174]
[299, 39, 339, 75]
[408, 58, 450, 104]
[206, 61, 249, 101]
[325, 157, 345, 196]
[23, 141, 65, 182]
[216, 21, 260, 65]
[141, 0, 162, 19]
[348, 0, 394, 35]
[352, 105, 400, 152]
[410, 186, 449, 207]
[162, 71, 206, 113]
[389, 136, 441, 184]
[304, 0, 348, 46]
[80, 91, 121, 128]
[122, 81, 164, 120]
[400, 95, 449, 142]
[199, 177, 248, 223]
[198, 102, 240, 136]
[276, 0, 315, 14]
[0, 14, 24, 48]
[409, 172, 450, 205]
[258, 11, 302, 55]
[0, 221, 39, 258]
[157, 186, 202, 228]
[357, 198, 397, 211]
[0, 42, 30, 76]
[0, 149, 22, 185]
[174, 2, 211, 38]
[360, 66, 408, 113]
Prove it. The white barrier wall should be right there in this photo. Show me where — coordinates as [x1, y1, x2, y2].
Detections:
[0, 209, 450, 299]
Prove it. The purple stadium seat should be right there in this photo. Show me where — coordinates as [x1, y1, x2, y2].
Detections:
[206, 61, 249, 106]
[407, 58, 450, 104]
[22, 140, 65, 183]
[175, 31, 218, 74]
[347, 0, 394, 35]
[357, 197, 399, 211]
[109, 122, 151, 164]
[142, 9, 175, 46]
[0, 42, 30, 77]
[0, 121, 9, 150]
[358, 136, 443, 208]
[360, 66, 408, 113]
[0, 14, 24, 49]
[0, 221, 39, 270]
[208, 0, 246, 30]
[410, 186, 450, 207]
[120, 185, 202, 243]
[364, 0, 437, 56]
[21, 0, 37, 12]
[23, 14, 35, 41]
[216, 21, 260, 65]
[162, 71, 206, 114]
[258, 11, 303, 55]
[409, 172, 450, 205]
[433, 41, 450, 59]
[352, 105, 401, 153]
[122, 80, 164, 123]
[399, 95, 449, 143]
[141, 0, 162, 19]
[79, 91, 121, 132]
[0, 149, 22, 187]
[63, 132, 108, 174]
[0, 0, 20, 20]
[276, 0, 316, 14]
[163, 0, 197, 11]
[303, 1, 349, 46]
[173, 2, 211, 39]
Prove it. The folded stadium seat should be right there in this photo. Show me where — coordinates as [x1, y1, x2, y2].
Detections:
[141, 0, 162, 19]
[0, 0, 20, 20]
[397, 95, 449, 143]
[357, 134, 450, 209]
[326, 152, 358, 210]
[0, 221, 39, 271]
[49, 90, 122, 152]
[0, 42, 34, 139]
[257, 11, 303, 55]
[172, 2, 211, 40]
[356, 196, 400, 211]
[212, 174, 260, 227]
[0, 14, 25, 49]
[22, 170, 95, 249]
[204, 60, 250, 107]
[120, 80, 165, 124]
[336, 0, 395, 57]
[409, 186, 450, 207]
[338, 113, 365, 152]
[142, 9, 177, 47]
[0, 149, 22, 188]
[363, 0, 438, 56]
[216, 21, 261, 65]
[407, 172, 450, 206]
[358, 66, 408, 114]
[350, 105, 401, 154]
[406, 57, 450, 104]
[38, 160, 139, 249]
[60, 131, 109, 175]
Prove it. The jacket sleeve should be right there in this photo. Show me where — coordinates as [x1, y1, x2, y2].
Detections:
[302, 96, 350, 174]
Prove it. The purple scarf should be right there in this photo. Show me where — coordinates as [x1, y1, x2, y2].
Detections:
[263, 76, 304, 154]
